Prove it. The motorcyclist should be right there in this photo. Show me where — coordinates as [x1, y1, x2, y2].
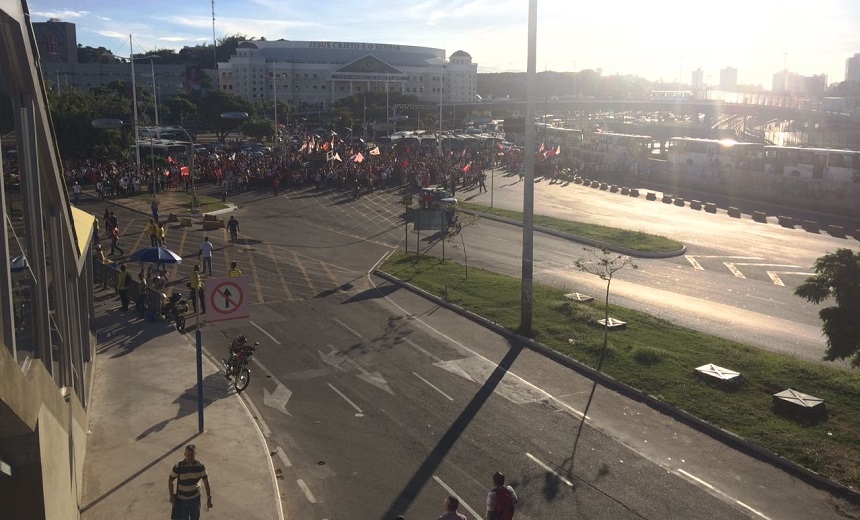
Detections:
[225, 335, 248, 375]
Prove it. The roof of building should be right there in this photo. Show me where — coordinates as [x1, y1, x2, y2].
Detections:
[231, 40, 452, 68]
[450, 50, 471, 58]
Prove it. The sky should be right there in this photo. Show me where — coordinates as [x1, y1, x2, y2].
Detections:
[29, 0, 860, 89]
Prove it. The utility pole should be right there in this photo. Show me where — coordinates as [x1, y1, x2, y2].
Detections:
[521, 0, 537, 334]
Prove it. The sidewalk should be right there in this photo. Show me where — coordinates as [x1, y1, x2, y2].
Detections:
[80, 287, 283, 520]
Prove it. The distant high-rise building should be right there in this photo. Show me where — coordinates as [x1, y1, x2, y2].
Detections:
[719, 67, 737, 90]
[691, 68, 704, 90]
[32, 18, 77, 64]
[846, 53, 860, 83]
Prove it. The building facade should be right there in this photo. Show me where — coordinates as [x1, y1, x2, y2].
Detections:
[1, 2, 97, 518]
[40, 61, 189, 99]
[846, 52, 860, 83]
[217, 40, 478, 114]
[719, 67, 737, 91]
[32, 18, 76, 64]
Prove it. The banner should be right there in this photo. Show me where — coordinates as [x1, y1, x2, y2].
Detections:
[180, 166, 190, 177]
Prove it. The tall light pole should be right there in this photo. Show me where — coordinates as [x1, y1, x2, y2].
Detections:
[521, 0, 538, 334]
[129, 35, 141, 181]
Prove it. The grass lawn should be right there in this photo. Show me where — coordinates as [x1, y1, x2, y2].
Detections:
[381, 252, 860, 489]
[459, 202, 683, 253]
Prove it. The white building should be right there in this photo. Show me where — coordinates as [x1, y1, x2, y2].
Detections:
[217, 40, 478, 114]
[719, 67, 737, 91]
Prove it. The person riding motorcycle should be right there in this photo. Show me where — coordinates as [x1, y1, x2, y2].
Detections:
[225, 335, 249, 376]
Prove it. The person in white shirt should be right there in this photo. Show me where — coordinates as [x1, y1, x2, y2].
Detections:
[199, 237, 214, 276]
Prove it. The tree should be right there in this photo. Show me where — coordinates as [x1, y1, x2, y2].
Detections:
[794, 248, 860, 366]
[194, 90, 252, 141]
[240, 118, 275, 141]
[47, 88, 132, 161]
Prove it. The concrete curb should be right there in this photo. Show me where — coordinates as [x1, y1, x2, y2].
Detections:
[373, 269, 860, 504]
[460, 209, 687, 259]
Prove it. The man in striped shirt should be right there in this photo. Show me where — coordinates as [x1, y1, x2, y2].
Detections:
[169, 444, 212, 519]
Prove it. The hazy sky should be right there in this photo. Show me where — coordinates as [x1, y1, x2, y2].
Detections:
[30, 0, 860, 88]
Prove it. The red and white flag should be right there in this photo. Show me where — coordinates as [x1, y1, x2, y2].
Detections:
[369, 146, 380, 156]
[167, 156, 176, 164]
[180, 166, 190, 177]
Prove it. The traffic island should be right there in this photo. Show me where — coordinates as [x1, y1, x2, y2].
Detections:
[773, 389, 827, 422]
[752, 211, 768, 223]
[727, 207, 741, 218]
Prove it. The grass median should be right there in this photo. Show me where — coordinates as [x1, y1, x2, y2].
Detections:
[459, 202, 682, 253]
[381, 251, 860, 489]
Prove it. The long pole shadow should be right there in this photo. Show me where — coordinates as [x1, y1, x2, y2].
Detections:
[381, 341, 524, 519]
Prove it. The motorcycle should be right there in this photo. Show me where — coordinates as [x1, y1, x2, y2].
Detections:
[161, 291, 188, 333]
[222, 336, 258, 393]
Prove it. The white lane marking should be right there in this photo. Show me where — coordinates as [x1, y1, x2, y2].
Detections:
[767, 271, 815, 287]
[685, 255, 704, 270]
[723, 262, 746, 279]
[413, 371, 454, 401]
[403, 337, 443, 363]
[371, 269, 587, 419]
[275, 446, 292, 468]
[689, 255, 764, 259]
[334, 318, 363, 339]
[432, 476, 482, 520]
[327, 383, 364, 416]
[733, 263, 802, 268]
[526, 452, 574, 487]
[250, 320, 282, 345]
[677, 469, 773, 520]
[296, 479, 317, 504]
[552, 250, 579, 258]
[745, 294, 785, 305]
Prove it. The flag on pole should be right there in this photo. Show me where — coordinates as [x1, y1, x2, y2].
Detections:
[353, 152, 365, 163]
[163, 169, 170, 177]
[539, 142, 545, 153]
[230, 152, 236, 160]
[333, 152, 342, 162]
[402, 157, 409, 168]
[461, 162, 471, 173]
[369, 146, 380, 156]
[555, 145, 561, 155]
[180, 166, 190, 177]
[167, 156, 176, 164]
[299, 142, 307, 152]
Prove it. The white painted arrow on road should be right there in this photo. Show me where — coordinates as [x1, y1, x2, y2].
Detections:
[263, 383, 292, 415]
[319, 345, 394, 395]
[724, 262, 802, 280]
[685, 255, 763, 270]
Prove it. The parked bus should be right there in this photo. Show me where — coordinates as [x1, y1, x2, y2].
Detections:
[585, 132, 655, 162]
[535, 123, 583, 150]
[137, 140, 189, 160]
[667, 137, 764, 171]
[764, 146, 860, 182]
[650, 90, 694, 102]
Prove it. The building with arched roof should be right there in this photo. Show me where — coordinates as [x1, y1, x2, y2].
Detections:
[217, 40, 478, 114]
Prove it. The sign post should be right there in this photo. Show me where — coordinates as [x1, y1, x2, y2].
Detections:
[401, 195, 412, 254]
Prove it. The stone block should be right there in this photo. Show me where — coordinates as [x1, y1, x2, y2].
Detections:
[180, 218, 192, 227]
[629, 189, 639, 197]
[673, 198, 685, 207]
[662, 194, 673, 204]
[167, 213, 178, 223]
[689, 200, 702, 210]
[646, 192, 657, 201]
[610, 185, 619, 193]
[704, 202, 717, 213]
[777, 215, 795, 227]
[752, 211, 767, 223]
[802, 220, 819, 232]
[621, 187, 630, 195]
[827, 225, 846, 238]
[202, 218, 224, 231]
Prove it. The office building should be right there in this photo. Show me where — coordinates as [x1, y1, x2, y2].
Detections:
[719, 67, 737, 91]
[32, 18, 77, 64]
[217, 40, 478, 114]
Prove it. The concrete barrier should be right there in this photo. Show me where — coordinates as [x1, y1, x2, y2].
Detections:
[180, 218, 192, 227]
[629, 189, 639, 197]
[705, 203, 717, 213]
[646, 192, 657, 201]
[591, 181, 601, 188]
[727, 207, 741, 218]
[621, 187, 630, 195]
[610, 185, 619, 193]
[673, 198, 685, 207]
[202, 217, 224, 230]
[202, 214, 218, 222]
[752, 211, 768, 223]
[827, 225, 846, 238]
[690, 200, 702, 210]
[803, 220, 819, 232]
[599, 183, 609, 191]
[167, 214, 178, 223]
[662, 194, 674, 204]
[574, 178, 583, 184]
[777, 216, 795, 227]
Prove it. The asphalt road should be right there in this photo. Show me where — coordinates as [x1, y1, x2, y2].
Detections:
[84, 178, 859, 519]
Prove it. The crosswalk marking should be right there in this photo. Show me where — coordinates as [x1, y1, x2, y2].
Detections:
[767, 271, 815, 287]
[686, 255, 763, 271]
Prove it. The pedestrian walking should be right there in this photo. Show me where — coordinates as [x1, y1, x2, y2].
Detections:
[116, 263, 130, 311]
[439, 495, 468, 520]
[486, 472, 517, 520]
[478, 171, 487, 193]
[158, 223, 167, 247]
[198, 236, 213, 276]
[168, 444, 212, 520]
[151, 197, 160, 222]
[189, 264, 205, 314]
[92, 217, 101, 248]
[109, 226, 124, 256]
[147, 219, 159, 247]
[72, 182, 81, 205]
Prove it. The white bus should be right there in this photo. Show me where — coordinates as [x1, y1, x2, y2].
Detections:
[764, 146, 860, 182]
[667, 137, 764, 171]
[586, 131, 655, 160]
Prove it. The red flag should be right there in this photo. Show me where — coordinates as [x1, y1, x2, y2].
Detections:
[163, 169, 170, 177]
[322, 141, 330, 151]
[167, 156, 176, 164]
[402, 157, 409, 168]
[180, 166, 190, 177]
[461, 163, 471, 173]
[497, 141, 504, 150]
[353, 152, 365, 163]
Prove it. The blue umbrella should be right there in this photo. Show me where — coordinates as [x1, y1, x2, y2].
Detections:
[10, 255, 28, 273]
[129, 246, 183, 265]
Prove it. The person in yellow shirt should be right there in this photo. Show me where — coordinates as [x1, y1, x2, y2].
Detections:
[228, 261, 242, 277]
[158, 223, 167, 247]
[189, 264, 205, 314]
[146, 219, 159, 247]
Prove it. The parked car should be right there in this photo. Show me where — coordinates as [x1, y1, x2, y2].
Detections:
[419, 187, 457, 210]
